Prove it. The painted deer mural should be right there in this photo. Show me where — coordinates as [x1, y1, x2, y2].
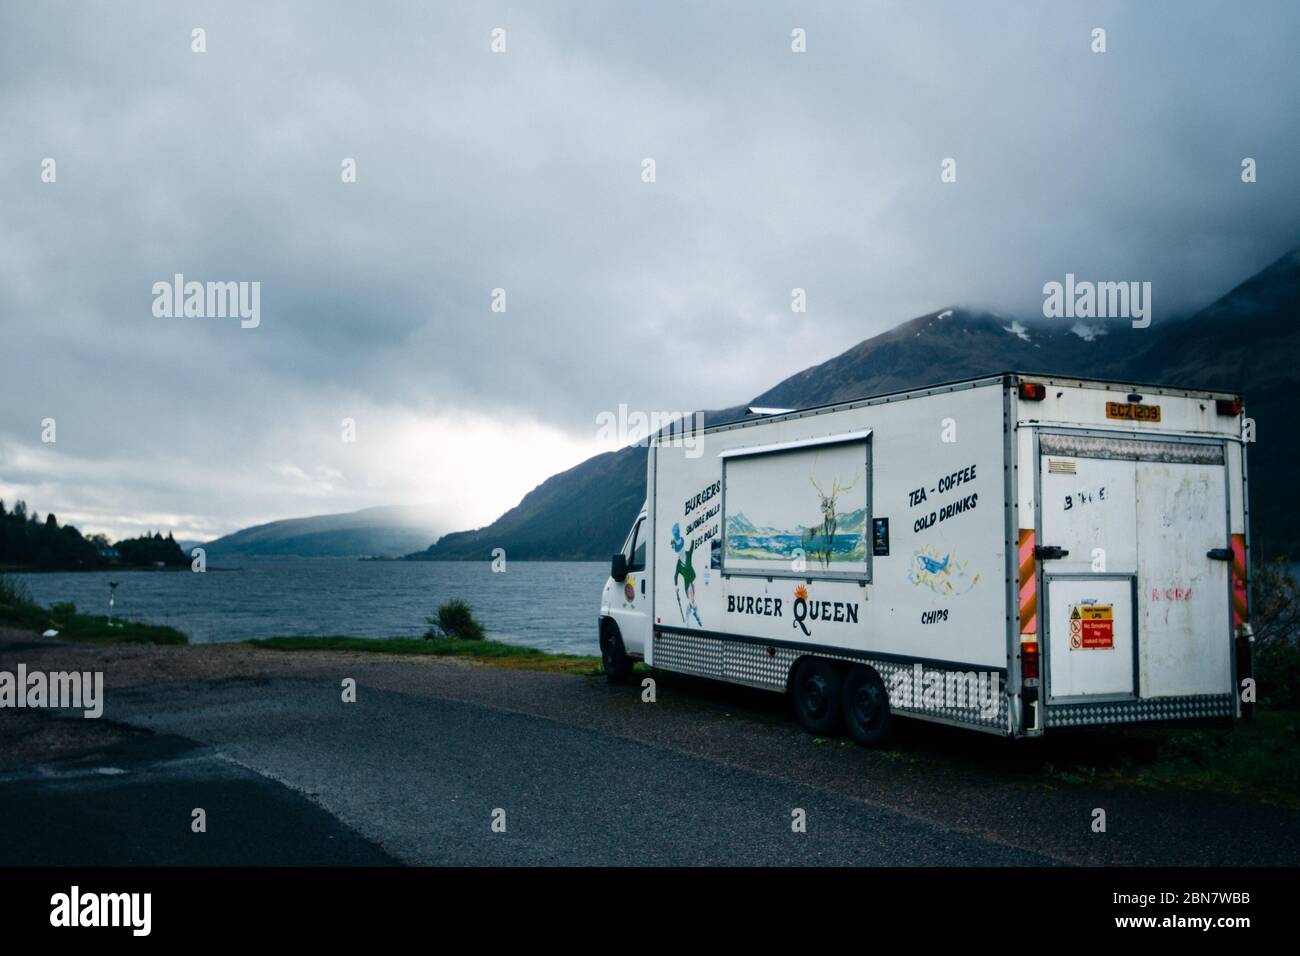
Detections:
[805, 465, 859, 568]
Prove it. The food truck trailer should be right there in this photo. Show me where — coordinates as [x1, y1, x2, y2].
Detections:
[599, 373, 1251, 743]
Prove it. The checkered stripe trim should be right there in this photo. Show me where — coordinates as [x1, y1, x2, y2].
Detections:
[653, 631, 1007, 729]
[1045, 694, 1234, 727]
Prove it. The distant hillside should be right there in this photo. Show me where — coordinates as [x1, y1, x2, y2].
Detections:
[203, 505, 442, 558]
[415, 447, 647, 561]
[413, 247, 1300, 562]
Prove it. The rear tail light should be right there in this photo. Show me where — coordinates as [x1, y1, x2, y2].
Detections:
[1019, 382, 1046, 401]
[1021, 641, 1039, 681]
[1216, 398, 1242, 416]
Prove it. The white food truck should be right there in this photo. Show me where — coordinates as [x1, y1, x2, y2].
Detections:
[598, 373, 1251, 743]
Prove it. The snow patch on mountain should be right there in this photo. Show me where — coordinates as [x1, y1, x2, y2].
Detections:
[1003, 321, 1031, 342]
[1070, 323, 1107, 342]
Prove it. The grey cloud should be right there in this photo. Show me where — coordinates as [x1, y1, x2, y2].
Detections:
[1, 0, 1297, 538]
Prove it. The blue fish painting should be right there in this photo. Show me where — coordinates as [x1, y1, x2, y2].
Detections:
[908, 545, 979, 596]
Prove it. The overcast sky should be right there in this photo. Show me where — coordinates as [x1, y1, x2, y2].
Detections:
[1, 1, 1297, 542]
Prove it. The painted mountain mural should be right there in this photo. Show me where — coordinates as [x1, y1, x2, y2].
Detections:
[408, 246, 1300, 561]
[724, 507, 869, 565]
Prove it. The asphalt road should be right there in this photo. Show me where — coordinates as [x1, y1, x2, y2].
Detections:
[0, 721, 395, 865]
[2, 678, 1049, 866]
[1, 636, 1297, 866]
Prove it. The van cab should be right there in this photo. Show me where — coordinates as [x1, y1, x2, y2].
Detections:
[598, 502, 649, 680]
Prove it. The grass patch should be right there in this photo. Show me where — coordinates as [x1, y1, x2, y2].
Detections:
[1038, 711, 1300, 807]
[1126, 711, 1300, 806]
[0, 574, 188, 645]
[245, 635, 603, 676]
[46, 614, 189, 646]
[0, 577, 188, 646]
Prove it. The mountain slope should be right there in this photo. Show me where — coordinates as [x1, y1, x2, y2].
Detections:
[1123, 247, 1300, 392]
[751, 308, 1144, 409]
[415, 447, 647, 561]
[204, 504, 442, 558]
[414, 247, 1300, 561]
[411, 403, 753, 561]
[1124, 248, 1300, 556]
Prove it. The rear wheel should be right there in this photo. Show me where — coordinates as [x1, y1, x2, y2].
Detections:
[842, 665, 893, 746]
[600, 623, 633, 683]
[791, 658, 843, 735]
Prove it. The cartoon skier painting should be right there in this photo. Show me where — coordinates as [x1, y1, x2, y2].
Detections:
[670, 522, 702, 626]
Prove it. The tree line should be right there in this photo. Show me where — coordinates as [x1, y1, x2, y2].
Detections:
[0, 500, 188, 570]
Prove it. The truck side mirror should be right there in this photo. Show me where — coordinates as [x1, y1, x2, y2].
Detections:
[610, 553, 628, 582]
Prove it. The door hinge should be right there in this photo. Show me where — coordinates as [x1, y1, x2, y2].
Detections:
[1034, 545, 1069, 560]
[1206, 547, 1232, 561]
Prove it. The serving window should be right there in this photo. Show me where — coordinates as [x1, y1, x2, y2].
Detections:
[720, 431, 872, 582]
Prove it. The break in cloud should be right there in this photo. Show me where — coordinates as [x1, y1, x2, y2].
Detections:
[0, 1, 1297, 541]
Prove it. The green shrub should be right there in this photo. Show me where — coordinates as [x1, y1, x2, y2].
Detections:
[1251, 559, 1300, 709]
[1256, 636, 1300, 709]
[424, 599, 486, 641]
[0, 573, 34, 610]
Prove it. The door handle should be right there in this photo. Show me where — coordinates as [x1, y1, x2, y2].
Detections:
[641, 578, 646, 595]
[1207, 547, 1232, 561]
[1035, 545, 1070, 560]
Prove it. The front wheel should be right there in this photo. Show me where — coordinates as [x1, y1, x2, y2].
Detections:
[842, 665, 893, 746]
[600, 624, 633, 683]
[791, 658, 843, 735]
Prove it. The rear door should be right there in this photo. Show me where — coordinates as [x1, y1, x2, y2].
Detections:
[1039, 452, 1138, 700]
[1135, 459, 1231, 696]
[1037, 433, 1231, 703]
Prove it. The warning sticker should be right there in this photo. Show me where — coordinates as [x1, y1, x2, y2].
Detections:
[1069, 604, 1114, 650]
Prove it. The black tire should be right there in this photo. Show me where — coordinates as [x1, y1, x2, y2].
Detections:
[842, 665, 893, 746]
[790, 657, 844, 735]
[600, 623, 633, 683]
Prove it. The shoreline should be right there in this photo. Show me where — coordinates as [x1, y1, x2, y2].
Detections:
[244, 634, 604, 675]
[0, 594, 602, 675]
[0, 565, 193, 574]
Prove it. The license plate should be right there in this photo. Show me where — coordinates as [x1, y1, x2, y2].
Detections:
[1105, 401, 1160, 422]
